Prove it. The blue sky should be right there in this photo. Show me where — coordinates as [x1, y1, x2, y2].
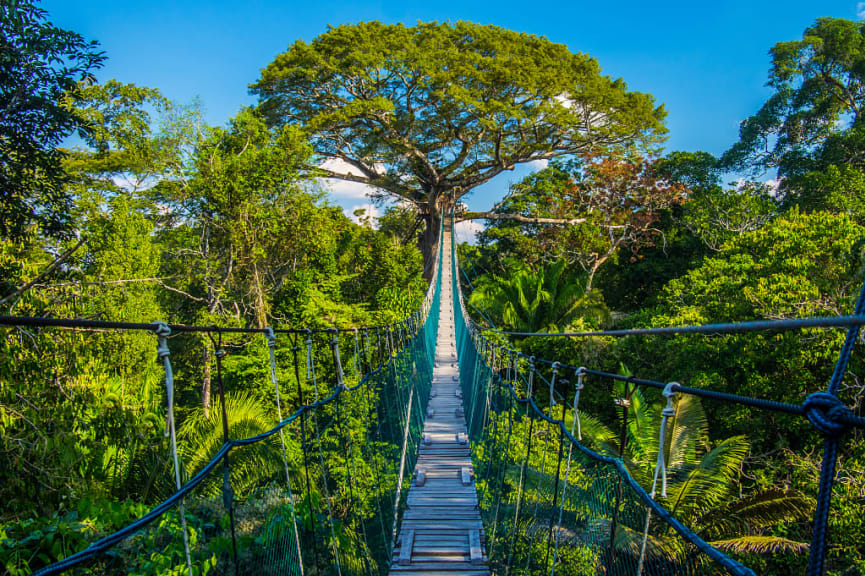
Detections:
[42, 0, 863, 225]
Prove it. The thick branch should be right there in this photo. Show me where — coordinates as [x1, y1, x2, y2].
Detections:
[316, 166, 419, 204]
[457, 212, 587, 225]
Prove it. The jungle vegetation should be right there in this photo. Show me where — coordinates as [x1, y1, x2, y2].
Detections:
[1, 4, 863, 575]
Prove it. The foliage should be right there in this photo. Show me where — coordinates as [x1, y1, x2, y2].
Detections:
[477, 152, 686, 289]
[468, 259, 610, 334]
[721, 17, 865, 211]
[1, 59, 424, 576]
[252, 20, 666, 263]
[0, 0, 104, 240]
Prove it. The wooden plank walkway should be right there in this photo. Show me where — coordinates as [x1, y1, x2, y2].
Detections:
[390, 225, 489, 576]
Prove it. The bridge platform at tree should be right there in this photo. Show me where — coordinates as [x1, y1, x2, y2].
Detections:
[390, 227, 489, 575]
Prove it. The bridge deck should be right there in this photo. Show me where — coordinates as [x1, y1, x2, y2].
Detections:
[390, 226, 489, 576]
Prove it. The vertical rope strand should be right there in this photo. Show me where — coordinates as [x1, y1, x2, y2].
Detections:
[264, 328, 304, 576]
[154, 323, 193, 576]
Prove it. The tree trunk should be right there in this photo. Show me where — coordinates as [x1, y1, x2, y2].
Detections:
[421, 209, 442, 280]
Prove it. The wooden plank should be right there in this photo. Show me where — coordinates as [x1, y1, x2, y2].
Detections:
[390, 233, 487, 576]
[388, 572, 487, 576]
[414, 535, 469, 545]
[392, 561, 484, 571]
[400, 520, 483, 530]
[398, 529, 415, 565]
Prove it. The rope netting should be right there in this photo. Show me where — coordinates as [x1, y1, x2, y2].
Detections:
[449, 215, 865, 576]
[1, 229, 444, 576]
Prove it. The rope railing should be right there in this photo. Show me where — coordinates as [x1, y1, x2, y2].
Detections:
[450, 211, 865, 575]
[5, 210, 864, 575]
[1, 223, 446, 576]
[471, 315, 865, 338]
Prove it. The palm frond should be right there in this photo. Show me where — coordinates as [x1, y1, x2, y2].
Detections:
[666, 394, 707, 470]
[180, 391, 283, 495]
[665, 436, 749, 515]
[697, 488, 813, 538]
[709, 536, 809, 555]
[572, 411, 617, 454]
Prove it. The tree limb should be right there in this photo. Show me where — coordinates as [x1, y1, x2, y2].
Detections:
[0, 237, 86, 306]
[456, 212, 587, 225]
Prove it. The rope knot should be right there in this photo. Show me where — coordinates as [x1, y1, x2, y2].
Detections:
[661, 382, 679, 417]
[264, 327, 276, 348]
[154, 322, 171, 358]
[803, 392, 850, 436]
[550, 362, 560, 406]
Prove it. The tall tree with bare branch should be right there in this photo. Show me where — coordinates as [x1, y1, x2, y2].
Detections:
[251, 21, 666, 271]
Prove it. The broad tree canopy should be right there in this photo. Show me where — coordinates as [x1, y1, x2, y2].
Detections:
[1, 0, 104, 241]
[251, 21, 667, 261]
[721, 17, 865, 207]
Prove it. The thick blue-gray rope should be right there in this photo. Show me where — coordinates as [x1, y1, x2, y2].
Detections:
[806, 277, 865, 576]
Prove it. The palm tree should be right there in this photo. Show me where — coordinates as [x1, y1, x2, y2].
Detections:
[179, 392, 286, 497]
[578, 374, 811, 560]
[469, 260, 610, 333]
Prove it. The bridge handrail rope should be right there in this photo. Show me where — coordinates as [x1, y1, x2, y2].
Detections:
[458, 278, 865, 427]
[13, 219, 446, 576]
[450, 210, 865, 575]
[0, 234, 443, 335]
[469, 314, 865, 338]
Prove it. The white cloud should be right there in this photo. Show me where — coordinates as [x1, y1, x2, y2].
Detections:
[344, 203, 380, 228]
[317, 158, 389, 210]
[455, 220, 484, 245]
[555, 93, 575, 109]
[763, 179, 781, 198]
[858, 2, 865, 19]
[323, 177, 375, 201]
[527, 158, 549, 171]
[111, 173, 159, 192]
[320, 157, 363, 177]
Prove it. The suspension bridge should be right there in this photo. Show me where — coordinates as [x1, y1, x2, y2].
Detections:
[2, 214, 865, 576]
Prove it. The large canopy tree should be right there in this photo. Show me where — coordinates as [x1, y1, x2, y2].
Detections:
[721, 17, 865, 209]
[0, 0, 104, 241]
[251, 21, 666, 268]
